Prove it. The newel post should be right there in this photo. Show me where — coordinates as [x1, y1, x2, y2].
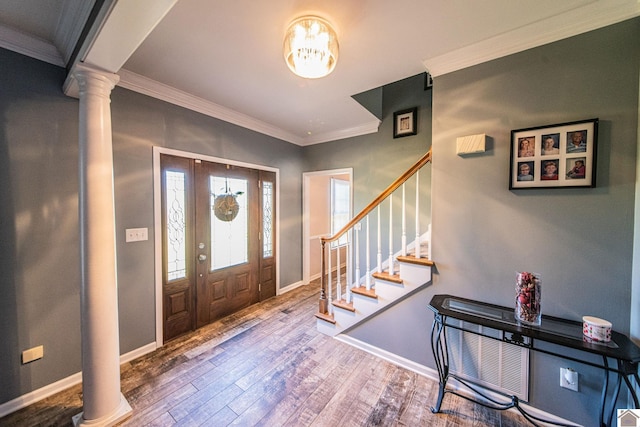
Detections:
[319, 239, 328, 314]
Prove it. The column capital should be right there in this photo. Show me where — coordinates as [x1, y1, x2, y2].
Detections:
[63, 63, 120, 99]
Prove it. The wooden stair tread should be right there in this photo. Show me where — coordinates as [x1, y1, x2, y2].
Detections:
[372, 271, 403, 284]
[332, 299, 355, 312]
[351, 285, 378, 299]
[315, 312, 336, 324]
[397, 255, 435, 267]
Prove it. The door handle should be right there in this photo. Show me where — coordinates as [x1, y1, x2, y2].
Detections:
[198, 254, 207, 262]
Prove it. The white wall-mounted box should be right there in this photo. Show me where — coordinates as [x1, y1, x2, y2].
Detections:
[456, 133, 486, 155]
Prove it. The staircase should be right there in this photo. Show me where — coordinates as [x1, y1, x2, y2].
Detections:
[315, 149, 434, 336]
[316, 243, 434, 336]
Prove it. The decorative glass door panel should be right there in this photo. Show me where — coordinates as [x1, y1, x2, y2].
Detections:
[262, 180, 274, 258]
[210, 176, 248, 270]
[166, 171, 187, 281]
[259, 171, 277, 300]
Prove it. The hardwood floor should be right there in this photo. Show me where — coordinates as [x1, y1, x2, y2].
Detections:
[0, 283, 530, 426]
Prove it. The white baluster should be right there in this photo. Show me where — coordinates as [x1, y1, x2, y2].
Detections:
[366, 216, 372, 290]
[427, 223, 432, 260]
[346, 231, 352, 303]
[415, 170, 421, 259]
[377, 206, 382, 273]
[402, 184, 407, 256]
[354, 223, 361, 295]
[388, 194, 394, 276]
[328, 244, 333, 314]
[336, 242, 342, 302]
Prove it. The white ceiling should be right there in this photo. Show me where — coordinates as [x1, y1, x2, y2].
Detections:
[1, 0, 638, 145]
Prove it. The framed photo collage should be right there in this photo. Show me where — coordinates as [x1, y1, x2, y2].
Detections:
[509, 118, 598, 189]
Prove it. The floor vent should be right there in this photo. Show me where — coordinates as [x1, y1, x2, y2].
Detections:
[446, 320, 529, 401]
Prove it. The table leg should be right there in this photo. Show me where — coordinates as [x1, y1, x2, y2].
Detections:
[430, 314, 449, 413]
[619, 360, 639, 408]
[608, 373, 622, 427]
[600, 356, 609, 427]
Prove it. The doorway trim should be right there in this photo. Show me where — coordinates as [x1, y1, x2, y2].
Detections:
[302, 168, 353, 286]
[153, 146, 280, 346]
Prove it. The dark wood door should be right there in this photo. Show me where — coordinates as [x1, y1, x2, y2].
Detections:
[195, 161, 260, 327]
[161, 154, 277, 342]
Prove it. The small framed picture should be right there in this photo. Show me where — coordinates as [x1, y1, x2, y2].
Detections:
[509, 118, 598, 189]
[393, 107, 417, 138]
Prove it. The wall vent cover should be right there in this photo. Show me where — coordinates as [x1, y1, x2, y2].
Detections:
[446, 320, 529, 401]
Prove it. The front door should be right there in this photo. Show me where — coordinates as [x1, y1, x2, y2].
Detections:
[161, 154, 276, 342]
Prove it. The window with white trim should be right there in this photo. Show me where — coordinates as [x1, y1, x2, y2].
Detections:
[330, 178, 350, 247]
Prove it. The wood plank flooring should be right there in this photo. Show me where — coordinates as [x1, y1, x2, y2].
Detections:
[0, 283, 530, 426]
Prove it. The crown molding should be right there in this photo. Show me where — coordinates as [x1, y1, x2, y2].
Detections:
[54, 0, 95, 65]
[117, 69, 306, 145]
[0, 24, 63, 67]
[300, 120, 381, 146]
[118, 69, 380, 146]
[424, 1, 640, 77]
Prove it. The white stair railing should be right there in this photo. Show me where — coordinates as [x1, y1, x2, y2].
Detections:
[318, 149, 432, 317]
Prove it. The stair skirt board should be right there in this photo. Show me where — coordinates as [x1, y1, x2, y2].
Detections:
[335, 335, 579, 427]
[316, 260, 432, 336]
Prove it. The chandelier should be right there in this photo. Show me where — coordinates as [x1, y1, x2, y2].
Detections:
[283, 16, 339, 79]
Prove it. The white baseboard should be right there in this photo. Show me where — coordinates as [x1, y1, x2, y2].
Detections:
[278, 280, 305, 295]
[334, 334, 439, 381]
[0, 342, 157, 418]
[120, 342, 157, 364]
[0, 371, 83, 418]
[334, 334, 580, 427]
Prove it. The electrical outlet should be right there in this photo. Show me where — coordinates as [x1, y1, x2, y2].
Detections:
[560, 367, 578, 391]
[22, 345, 44, 364]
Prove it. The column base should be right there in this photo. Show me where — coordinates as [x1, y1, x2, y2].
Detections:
[72, 393, 132, 427]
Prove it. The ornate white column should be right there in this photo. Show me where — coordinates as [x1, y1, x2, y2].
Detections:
[71, 64, 132, 426]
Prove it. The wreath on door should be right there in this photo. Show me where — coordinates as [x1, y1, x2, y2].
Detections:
[212, 180, 243, 222]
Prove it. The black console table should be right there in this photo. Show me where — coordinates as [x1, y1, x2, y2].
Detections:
[428, 294, 640, 427]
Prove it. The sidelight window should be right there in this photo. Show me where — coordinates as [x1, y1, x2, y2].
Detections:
[166, 171, 187, 281]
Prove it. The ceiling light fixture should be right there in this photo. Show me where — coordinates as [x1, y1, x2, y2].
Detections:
[283, 16, 339, 79]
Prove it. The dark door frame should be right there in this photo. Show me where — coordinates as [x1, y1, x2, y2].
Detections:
[153, 147, 280, 347]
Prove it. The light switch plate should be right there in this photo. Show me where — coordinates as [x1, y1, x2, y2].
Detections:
[126, 228, 148, 242]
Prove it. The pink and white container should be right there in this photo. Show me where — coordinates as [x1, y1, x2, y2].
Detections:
[582, 316, 612, 343]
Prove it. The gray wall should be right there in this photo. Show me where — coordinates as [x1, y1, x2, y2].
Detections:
[0, 49, 82, 404]
[304, 73, 433, 244]
[306, 74, 435, 369]
[1, 17, 638, 426]
[0, 47, 306, 404]
[319, 19, 639, 427]
[110, 88, 305, 352]
[429, 19, 638, 426]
